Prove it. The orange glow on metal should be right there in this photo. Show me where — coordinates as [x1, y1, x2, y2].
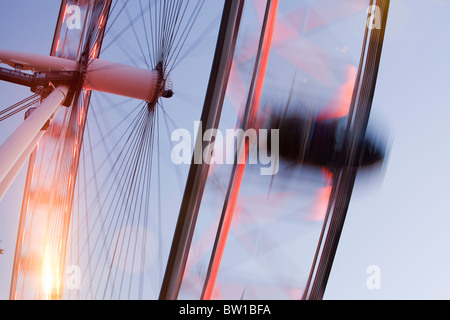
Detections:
[310, 185, 332, 221]
[42, 245, 55, 300]
[62, 4, 68, 20]
[202, 0, 279, 300]
[308, 169, 333, 221]
[202, 157, 246, 299]
[73, 141, 77, 157]
[79, 106, 84, 125]
[91, 43, 98, 58]
[318, 65, 357, 120]
[99, 15, 105, 29]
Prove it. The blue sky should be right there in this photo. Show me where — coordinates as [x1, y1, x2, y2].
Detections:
[326, 0, 450, 299]
[1, 0, 450, 300]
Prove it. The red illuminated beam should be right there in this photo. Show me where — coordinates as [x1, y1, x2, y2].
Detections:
[159, 0, 245, 300]
[201, 0, 279, 300]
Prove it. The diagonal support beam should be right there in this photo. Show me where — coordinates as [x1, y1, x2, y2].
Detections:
[303, 0, 390, 300]
[0, 130, 45, 201]
[201, 0, 279, 300]
[0, 86, 68, 190]
[159, 0, 245, 300]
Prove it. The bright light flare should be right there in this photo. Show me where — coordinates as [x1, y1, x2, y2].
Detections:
[42, 244, 61, 300]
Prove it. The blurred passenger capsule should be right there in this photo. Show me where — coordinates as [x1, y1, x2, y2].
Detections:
[267, 109, 386, 171]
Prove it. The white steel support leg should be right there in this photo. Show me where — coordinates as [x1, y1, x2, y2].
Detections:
[0, 130, 45, 201]
[0, 86, 68, 187]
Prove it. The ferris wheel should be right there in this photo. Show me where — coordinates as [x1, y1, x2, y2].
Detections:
[0, 0, 390, 300]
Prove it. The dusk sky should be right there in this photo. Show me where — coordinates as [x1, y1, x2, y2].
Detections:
[1, 0, 450, 300]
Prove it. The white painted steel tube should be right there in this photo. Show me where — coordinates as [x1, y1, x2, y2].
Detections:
[0, 130, 45, 201]
[84, 59, 160, 102]
[0, 50, 161, 102]
[0, 86, 68, 185]
[0, 50, 78, 71]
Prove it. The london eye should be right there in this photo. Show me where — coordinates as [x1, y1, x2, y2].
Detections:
[0, 0, 390, 300]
